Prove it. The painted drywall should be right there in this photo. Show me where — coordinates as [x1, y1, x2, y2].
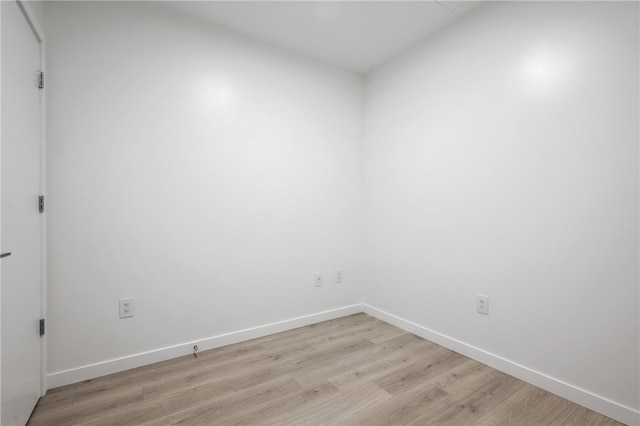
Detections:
[44, 1, 363, 375]
[363, 0, 639, 414]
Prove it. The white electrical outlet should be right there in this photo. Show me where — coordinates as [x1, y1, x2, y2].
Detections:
[119, 298, 135, 318]
[476, 295, 489, 315]
[335, 269, 343, 284]
[314, 273, 323, 287]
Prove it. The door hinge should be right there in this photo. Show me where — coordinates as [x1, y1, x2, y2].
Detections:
[38, 71, 44, 89]
[39, 319, 45, 336]
[39, 195, 44, 213]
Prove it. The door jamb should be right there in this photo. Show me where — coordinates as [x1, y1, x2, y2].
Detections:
[14, 0, 47, 397]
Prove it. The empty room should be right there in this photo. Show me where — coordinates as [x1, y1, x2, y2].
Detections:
[1, 0, 638, 425]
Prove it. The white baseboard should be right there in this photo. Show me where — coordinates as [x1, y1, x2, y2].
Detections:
[361, 304, 639, 426]
[47, 304, 363, 389]
[47, 303, 638, 426]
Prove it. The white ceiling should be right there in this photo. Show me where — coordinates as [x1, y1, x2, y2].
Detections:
[161, 1, 483, 74]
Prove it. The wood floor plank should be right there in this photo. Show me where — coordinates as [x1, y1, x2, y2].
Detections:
[305, 318, 406, 348]
[341, 382, 451, 425]
[27, 384, 77, 419]
[472, 383, 625, 426]
[374, 347, 468, 395]
[213, 380, 342, 425]
[469, 384, 567, 426]
[365, 323, 411, 345]
[288, 337, 376, 375]
[257, 314, 377, 350]
[82, 377, 234, 426]
[295, 333, 426, 388]
[28, 313, 623, 426]
[327, 334, 445, 392]
[229, 333, 376, 393]
[274, 382, 393, 425]
[421, 370, 527, 425]
[226, 341, 317, 391]
[425, 358, 493, 395]
[142, 375, 301, 425]
[28, 385, 144, 426]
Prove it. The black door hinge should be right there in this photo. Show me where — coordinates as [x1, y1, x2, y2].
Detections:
[39, 319, 45, 336]
[39, 195, 44, 213]
[38, 72, 44, 89]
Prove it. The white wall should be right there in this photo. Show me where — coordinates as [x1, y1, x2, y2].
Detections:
[364, 0, 638, 415]
[44, 1, 363, 376]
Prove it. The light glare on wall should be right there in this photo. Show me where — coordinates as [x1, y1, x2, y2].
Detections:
[523, 49, 553, 83]
[520, 45, 573, 96]
[197, 75, 234, 110]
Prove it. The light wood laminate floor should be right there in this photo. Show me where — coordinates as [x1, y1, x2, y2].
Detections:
[28, 313, 622, 425]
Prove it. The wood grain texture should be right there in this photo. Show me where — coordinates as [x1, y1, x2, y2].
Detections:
[28, 314, 622, 426]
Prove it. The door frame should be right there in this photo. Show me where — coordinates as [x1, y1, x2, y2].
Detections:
[0, 2, 47, 414]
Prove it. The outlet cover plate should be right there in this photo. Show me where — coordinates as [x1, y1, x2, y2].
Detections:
[119, 298, 135, 318]
[476, 295, 489, 315]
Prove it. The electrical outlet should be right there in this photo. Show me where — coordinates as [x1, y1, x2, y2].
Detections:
[314, 273, 323, 287]
[476, 295, 489, 315]
[335, 269, 343, 284]
[119, 298, 134, 318]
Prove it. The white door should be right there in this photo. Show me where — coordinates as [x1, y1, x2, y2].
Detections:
[1, 1, 44, 424]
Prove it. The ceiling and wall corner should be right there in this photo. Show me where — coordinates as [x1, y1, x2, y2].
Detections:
[159, 1, 483, 74]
